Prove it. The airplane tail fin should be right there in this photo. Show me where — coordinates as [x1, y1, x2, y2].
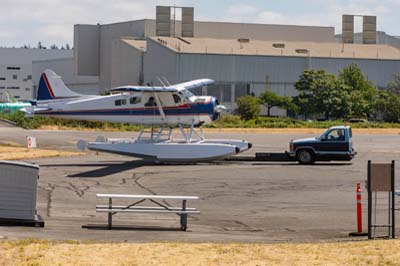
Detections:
[37, 69, 80, 100]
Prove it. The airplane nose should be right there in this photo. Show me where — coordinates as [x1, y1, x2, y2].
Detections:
[213, 98, 227, 113]
[214, 104, 227, 113]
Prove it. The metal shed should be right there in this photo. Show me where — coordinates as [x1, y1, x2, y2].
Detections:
[0, 160, 44, 226]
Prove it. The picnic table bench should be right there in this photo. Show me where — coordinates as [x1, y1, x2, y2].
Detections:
[96, 194, 200, 231]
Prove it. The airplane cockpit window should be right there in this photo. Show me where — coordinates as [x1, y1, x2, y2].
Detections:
[172, 94, 182, 104]
[179, 89, 194, 99]
[115, 99, 127, 106]
[130, 97, 141, 105]
[145, 97, 157, 107]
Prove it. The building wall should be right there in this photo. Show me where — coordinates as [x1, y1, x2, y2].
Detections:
[110, 40, 144, 87]
[98, 20, 146, 90]
[144, 40, 400, 115]
[0, 64, 33, 101]
[335, 31, 400, 49]
[310, 57, 400, 88]
[75, 19, 335, 91]
[143, 20, 335, 42]
[33, 58, 99, 96]
[74, 24, 100, 76]
[144, 38, 178, 85]
[0, 48, 72, 101]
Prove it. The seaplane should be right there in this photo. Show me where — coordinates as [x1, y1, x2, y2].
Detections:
[22, 69, 251, 162]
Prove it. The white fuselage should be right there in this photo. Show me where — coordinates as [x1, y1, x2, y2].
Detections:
[33, 92, 217, 126]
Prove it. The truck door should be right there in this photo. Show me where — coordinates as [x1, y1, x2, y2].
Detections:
[319, 128, 349, 152]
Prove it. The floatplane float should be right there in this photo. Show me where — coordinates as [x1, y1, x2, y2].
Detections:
[22, 70, 251, 162]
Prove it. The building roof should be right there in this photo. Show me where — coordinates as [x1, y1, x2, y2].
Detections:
[121, 38, 147, 52]
[150, 37, 400, 60]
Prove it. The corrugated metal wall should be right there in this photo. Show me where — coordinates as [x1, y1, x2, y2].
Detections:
[144, 41, 400, 115]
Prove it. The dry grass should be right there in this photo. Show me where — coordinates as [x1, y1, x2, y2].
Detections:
[0, 239, 399, 266]
[0, 145, 83, 160]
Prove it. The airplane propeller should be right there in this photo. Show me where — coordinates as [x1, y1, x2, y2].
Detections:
[214, 104, 227, 113]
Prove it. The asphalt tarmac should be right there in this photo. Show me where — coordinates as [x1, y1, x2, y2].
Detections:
[0, 125, 399, 242]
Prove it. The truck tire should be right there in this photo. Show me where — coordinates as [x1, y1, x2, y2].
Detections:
[297, 149, 315, 164]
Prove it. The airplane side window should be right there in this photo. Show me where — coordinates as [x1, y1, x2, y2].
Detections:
[130, 97, 141, 105]
[173, 94, 181, 104]
[145, 97, 157, 107]
[115, 99, 127, 106]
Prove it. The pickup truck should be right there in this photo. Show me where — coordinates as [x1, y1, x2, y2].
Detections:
[287, 125, 356, 164]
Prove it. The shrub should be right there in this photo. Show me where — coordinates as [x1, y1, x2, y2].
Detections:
[236, 96, 260, 120]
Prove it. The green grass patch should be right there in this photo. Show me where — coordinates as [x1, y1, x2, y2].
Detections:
[206, 115, 400, 129]
[2, 112, 400, 130]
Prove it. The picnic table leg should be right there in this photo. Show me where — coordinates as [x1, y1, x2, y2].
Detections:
[108, 198, 112, 229]
[180, 200, 187, 231]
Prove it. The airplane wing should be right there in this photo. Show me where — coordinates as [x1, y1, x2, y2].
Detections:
[109, 86, 178, 93]
[172, 79, 215, 91]
[109, 79, 215, 93]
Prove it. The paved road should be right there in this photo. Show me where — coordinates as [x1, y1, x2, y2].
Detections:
[0, 125, 399, 242]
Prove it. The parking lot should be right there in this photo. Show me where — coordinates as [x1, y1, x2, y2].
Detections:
[0, 124, 399, 242]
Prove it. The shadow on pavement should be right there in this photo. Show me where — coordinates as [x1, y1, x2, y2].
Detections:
[41, 160, 155, 178]
[82, 224, 183, 231]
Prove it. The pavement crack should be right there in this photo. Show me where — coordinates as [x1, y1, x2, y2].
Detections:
[66, 182, 89, 198]
[38, 183, 55, 217]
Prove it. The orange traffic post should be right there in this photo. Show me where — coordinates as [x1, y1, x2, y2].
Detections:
[356, 182, 362, 233]
[349, 182, 368, 236]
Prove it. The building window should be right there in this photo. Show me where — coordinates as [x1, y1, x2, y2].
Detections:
[6, 86, 19, 90]
[0, 87, 5, 89]
[25, 88, 30, 91]
[206, 85, 221, 99]
[12, 74, 17, 80]
[115, 99, 127, 106]
[0, 77, 5, 81]
[206, 83, 232, 102]
[27, 75, 32, 80]
[234, 83, 251, 101]
[14, 96, 20, 99]
[129, 97, 141, 105]
[6, 67, 20, 70]
[190, 87, 202, 96]
[222, 85, 232, 102]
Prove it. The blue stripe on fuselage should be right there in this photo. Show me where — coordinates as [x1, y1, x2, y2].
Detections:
[36, 100, 216, 118]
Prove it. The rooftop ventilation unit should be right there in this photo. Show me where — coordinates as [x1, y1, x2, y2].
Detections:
[295, 49, 309, 54]
[237, 38, 250, 43]
[272, 43, 285, 48]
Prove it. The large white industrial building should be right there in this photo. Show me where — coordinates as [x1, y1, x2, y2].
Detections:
[31, 6, 400, 115]
[0, 48, 72, 101]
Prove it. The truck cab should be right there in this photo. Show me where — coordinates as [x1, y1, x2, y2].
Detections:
[288, 126, 356, 164]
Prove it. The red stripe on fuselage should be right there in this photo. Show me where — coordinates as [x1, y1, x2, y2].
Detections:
[43, 73, 55, 98]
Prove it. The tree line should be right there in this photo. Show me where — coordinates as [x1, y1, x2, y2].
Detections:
[237, 64, 400, 122]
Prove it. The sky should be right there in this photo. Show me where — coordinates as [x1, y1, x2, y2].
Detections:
[1, 0, 399, 48]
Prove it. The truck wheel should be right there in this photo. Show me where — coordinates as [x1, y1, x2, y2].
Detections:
[297, 150, 315, 164]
